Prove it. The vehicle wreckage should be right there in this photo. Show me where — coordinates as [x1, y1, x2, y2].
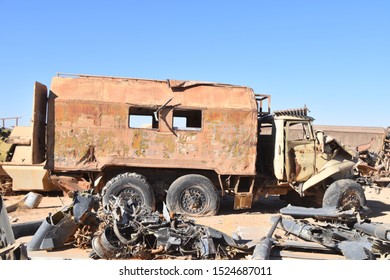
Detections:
[253, 205, 390, 260]
[2, 191, 389, 260]
[356, 127, 390, 192]
[0, 194, 30, 260]
[25, 192, 254, 260]
[0, 73, 370, 217]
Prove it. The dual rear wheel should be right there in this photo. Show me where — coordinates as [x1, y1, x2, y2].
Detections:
[101, 173, 220, 217]
[166, 174, 220, 216]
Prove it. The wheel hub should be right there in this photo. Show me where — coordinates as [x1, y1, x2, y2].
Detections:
[181, 187, 207, 214]
[119, 186, 143, 207]
[340, 190, 361, 210]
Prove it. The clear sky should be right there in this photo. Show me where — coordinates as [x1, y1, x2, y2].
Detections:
[0, 0, 389, 127]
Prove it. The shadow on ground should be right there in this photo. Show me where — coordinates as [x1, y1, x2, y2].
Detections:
[366, 199, 390, 219]
[216, 195, 288, 216]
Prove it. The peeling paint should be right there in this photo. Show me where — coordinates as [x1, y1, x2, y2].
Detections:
[132, 131, 149, 158]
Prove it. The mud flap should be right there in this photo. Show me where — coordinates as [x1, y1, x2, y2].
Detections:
[234, 193, 253, 210]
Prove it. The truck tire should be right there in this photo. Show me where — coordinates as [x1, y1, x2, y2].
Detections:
[166, 174, 220, 217]
[101, 173, 155, 211]
[322, 179, 366, 210]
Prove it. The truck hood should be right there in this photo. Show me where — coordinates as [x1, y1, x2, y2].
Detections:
[325, 135, 359, 160]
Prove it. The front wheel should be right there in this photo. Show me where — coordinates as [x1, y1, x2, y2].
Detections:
[166, 174, 220, 217]
[322, 179, 366, 211]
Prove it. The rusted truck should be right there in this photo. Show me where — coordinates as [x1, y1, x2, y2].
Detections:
[0, 73, 366, 216]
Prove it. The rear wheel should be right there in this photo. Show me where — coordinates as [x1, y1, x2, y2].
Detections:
[322, 179, 366, 210]
[166, 174, 220, 217]
[101, 173, 155, 211]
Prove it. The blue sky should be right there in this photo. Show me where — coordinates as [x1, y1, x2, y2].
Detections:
[0, 0, 389, 127]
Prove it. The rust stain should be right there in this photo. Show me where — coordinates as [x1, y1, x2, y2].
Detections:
[132, 131, 149, 157]
[155, 134, 175, 159]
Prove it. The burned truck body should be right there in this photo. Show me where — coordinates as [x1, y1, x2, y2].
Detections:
[1, 74, 364, 216]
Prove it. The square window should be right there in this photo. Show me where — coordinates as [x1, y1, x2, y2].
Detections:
[129, 107, 158, 129]
[173, 109, 202, 131]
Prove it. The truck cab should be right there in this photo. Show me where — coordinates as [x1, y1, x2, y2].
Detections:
[257, 107, 363, 208]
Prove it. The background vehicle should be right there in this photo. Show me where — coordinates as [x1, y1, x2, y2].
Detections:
[0, 73, 366, 216]
[0, 118, 58, 195]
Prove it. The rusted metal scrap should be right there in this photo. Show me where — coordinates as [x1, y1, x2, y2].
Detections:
[278, 217, 376, 260]
[0, 194, 29, 260]
[257, 205, 390, 260]
[356, 127, 390, 191]
[252, 215, 281, 260]
[0, 242, 29, 260]
[90, 194, 252, 260]
[0, 195, 15, 248]
[280, 205, 359, 220]
[27, 192, 99, 251]
[9, 191, 254, 259]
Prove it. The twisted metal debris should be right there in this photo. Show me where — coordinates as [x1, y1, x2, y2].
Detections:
[16, 191, 390, 260]
[0, 194, 29, 259]
[254, 205, 390, 260]
[20, 191, 253, 259]
[91, 193, 252, 260]
[356, 127, 390, 191]
[27, 192, 100, 252]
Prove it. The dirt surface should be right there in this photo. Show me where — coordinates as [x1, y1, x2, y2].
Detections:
[2, 187, 390, 259]
[3, 192, 73, 224]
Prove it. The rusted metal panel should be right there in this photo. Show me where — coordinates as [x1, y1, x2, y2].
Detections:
[234, 193, 253, 210]
[49, 175, 91, 192]
[49, 75, 258, 176]
[2, 164, 58, 191]
[50, 76, 256, 110]
[32, 82, 48, 164]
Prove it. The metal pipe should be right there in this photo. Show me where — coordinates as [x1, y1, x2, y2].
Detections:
[252, 215, 281, 260]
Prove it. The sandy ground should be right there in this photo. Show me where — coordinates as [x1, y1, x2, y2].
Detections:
[2, 186, 390, 259]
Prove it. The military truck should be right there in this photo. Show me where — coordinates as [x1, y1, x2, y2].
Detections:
[0, 73, 366, 216]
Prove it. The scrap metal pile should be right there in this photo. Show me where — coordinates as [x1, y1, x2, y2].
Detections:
[91, 193, 253, 260]
[26, 192, 100, 252]
[26, 192, 254, 260]
[3, 191, 390, 260]
[254, 205, 390, 260]
[356, 127, 390, 191]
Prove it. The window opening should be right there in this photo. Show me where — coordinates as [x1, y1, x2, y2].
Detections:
[172, 109, 202, 131]
[129, 107, 158, 129]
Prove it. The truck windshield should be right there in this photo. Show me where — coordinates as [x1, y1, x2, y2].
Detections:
[289, 122, 312, 141]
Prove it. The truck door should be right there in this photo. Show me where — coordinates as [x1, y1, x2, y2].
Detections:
[285, 121, 315, 183]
